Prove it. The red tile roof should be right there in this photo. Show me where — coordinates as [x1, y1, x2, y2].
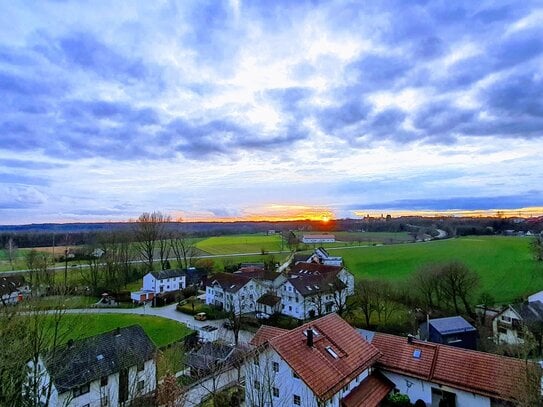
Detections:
[341, 372, 394, 407]
[252, 314, 381, 401]
[372, 333, 534, 402]
[250, 325, 288, 347]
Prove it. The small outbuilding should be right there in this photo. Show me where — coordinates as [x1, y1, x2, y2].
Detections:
[423, 316, 477, 350]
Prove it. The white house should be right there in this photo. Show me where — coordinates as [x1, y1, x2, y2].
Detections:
[302, 234, 336, 244]
[303, 247, 343, 266]
[0, 275, 30, 305]
[491, 301, 543, 345]
[289, 262, 354, 296]
[131, 269, 186, 303]
[246, 314, 385, 407]
[248, 314, 538, 407]
[280, 275, 348, 320]
[25, 325, 156, 407]
[206, 266, 351, 320]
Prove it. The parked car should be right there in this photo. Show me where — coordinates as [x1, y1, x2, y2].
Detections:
[255, 312, 270, 320]
[194, 312, 207, 321]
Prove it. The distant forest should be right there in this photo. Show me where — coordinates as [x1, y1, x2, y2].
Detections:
[0, 216, 541, 249]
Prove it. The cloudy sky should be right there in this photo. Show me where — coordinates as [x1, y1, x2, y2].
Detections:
[1, 0, 543, 224]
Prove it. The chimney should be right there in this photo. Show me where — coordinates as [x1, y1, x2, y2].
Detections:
[306, 328, 314, 347]
[407, 334, 414, 344]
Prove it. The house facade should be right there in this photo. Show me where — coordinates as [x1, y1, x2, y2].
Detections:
[131, 269, 186, 303]
[247, 314, 539, 407]
[206, 266, 351, 320]
[302, 234, 336, 244]
[491, 301, 543, 345]
[26, 326, 156, 407]
[245, 315, 385, 407]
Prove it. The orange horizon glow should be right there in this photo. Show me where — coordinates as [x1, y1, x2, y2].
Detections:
[172, 205, 543, 223]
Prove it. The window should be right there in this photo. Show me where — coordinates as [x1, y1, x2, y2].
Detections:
[273, 387, 279, 397]
[343, 384, 349, 392]
[289, 305, 292, 311]
[137, 380, 144, 392]
[294, 395, 301, 405]
[501, 315, 512, 322]
[253, 357, 259, 366]
[82, 404, 90, 407]
[100, 375, 108, 386]
[254, 380, 260, 390]
[73, 383, 90, 398]
[137, 362, 145, 371]
[272, 361, 279, 372]
[293, 370, 300, 379]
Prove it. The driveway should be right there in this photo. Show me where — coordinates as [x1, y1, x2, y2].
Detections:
[62, 303, 255, 344]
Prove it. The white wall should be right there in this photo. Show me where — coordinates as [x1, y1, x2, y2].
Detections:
[244, 348, 369, 407]
[492, 307, 524, 345]
[382, 371, 491, 407]
[143, 273, 185, 294]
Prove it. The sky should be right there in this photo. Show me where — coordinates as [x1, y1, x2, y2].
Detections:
[1, 0, 543, 224]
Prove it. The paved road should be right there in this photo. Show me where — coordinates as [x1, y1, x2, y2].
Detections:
[62, 303, 255, 344]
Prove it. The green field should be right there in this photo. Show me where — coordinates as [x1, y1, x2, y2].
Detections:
[46, 313, 192, 348]
[333, 236, 542, 303]
[196, 234, 284, 255]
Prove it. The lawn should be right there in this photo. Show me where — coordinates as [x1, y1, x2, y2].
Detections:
[335, 236, 543, 304]
[195, 234, 285, 255]
[46, 313, 193, 348]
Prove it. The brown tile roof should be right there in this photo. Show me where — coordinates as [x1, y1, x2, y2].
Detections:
[290, 262, 343, 276]
[256, 293, 281, 307]
[372, 333, 534, 402]
[234, 269, 283, 281]
[250, 325, 288, 347]
[288, 273, 346, 297]
[341, 372, 394, 407]
[253, 314, 381, 401]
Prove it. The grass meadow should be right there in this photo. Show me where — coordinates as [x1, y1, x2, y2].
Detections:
[332, 236, 542, 304]
[45, 313, 192, 348]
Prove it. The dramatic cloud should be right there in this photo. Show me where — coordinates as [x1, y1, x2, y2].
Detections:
[1, 1, 542, 223]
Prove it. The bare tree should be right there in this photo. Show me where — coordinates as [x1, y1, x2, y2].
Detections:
[411, 264, 442, 311]
[25, 250, 54, 290]
[170, 231, 197, 269]
[439, 261, 479, 317]
[157, 373, 185, 407]
[4, 237, 18, 271]
[80, 247, 103, 295]
[133, 211, 171, 272]
[372, 280, 401, 325]
[355, 279, 377, 328]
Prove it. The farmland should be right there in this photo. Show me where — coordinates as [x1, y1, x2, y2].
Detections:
[331, 236, 541, 304]
[195, 233, 284, 255]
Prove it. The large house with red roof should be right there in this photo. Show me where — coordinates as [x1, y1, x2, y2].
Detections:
[247, 313, 539, 407]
